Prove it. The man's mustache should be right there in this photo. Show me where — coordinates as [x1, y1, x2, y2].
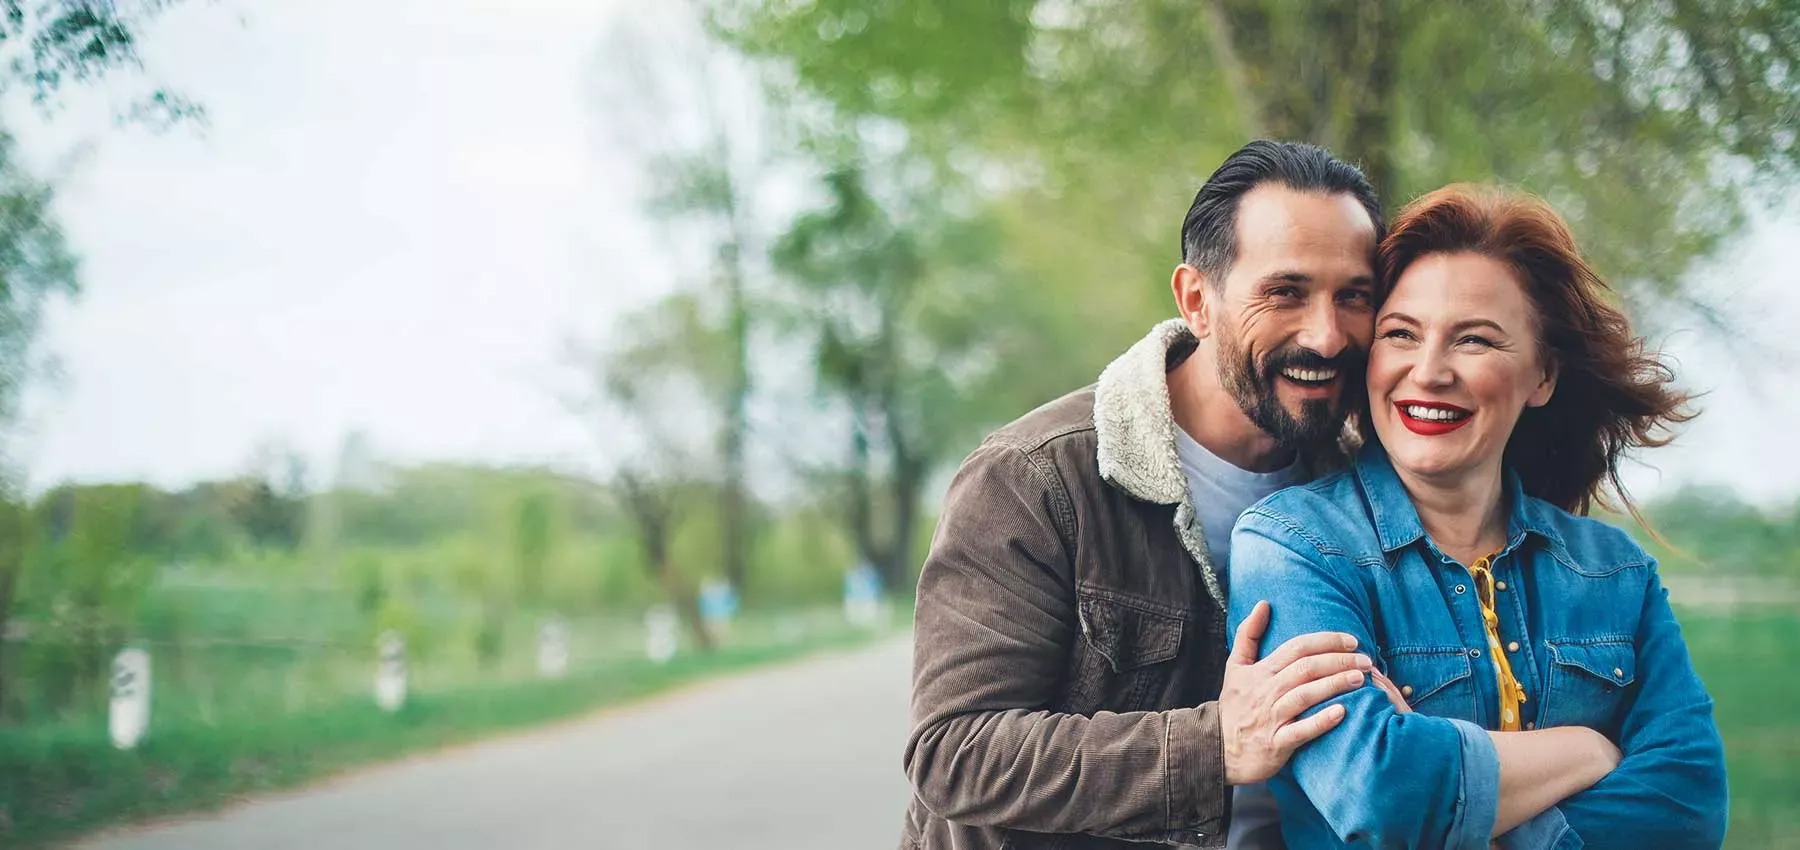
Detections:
[1261, 346, 1367, 376]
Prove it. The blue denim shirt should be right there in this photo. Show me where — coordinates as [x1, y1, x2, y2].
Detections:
[1226, 444, 1728, 850]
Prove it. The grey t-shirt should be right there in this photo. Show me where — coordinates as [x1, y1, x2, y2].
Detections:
[1173, 426, 1300, 850]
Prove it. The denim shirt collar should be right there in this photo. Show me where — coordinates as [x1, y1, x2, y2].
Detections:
[1353, 442, 1566, 557]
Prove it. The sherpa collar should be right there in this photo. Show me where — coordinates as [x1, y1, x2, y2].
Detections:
[1091, 318, 1356, 607]
[1094, 318, 1196, 506]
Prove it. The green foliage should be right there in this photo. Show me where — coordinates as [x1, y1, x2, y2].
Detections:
[1678, 610, 1800, 848]
[1632, 485, 1800, 577]
[713, 0, 1800, 348]
[512, 491, 555, 609]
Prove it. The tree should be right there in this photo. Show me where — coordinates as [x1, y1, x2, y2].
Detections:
[769, 161, 1026, 589]
[0, 1, 203, 719]
[562, 296, 727, 651]
[712, 0, 1800, 352]
[596, 0, 782, 595]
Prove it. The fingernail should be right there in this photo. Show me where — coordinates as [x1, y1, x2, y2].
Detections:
[1341, 634, 1358, 650]
[1355, 654, 1372, 669]
[1346, 670, 1365, 686]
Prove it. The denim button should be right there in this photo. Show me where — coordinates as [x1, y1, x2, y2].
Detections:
[1507, 641, 1521, 652]
[1470, 648, 1482, 658]
[1496, 580, 1508, 591]
[1454, 584, 1467, 594]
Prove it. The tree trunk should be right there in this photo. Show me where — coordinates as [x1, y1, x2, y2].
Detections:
[882, 454, 927, 595]
[845, 402, 885, 584]
[657, 556, 715, 652]
[715, 143, 755, 597]
[1345, 0, 1400, 209]
[719, 241, 751, 596]
[621, 474, 715, 652]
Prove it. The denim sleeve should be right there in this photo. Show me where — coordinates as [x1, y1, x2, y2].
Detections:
[1498, 806, 1581, 850]
[1228, 509, 1499, 850]
[1551, 566, 1729, 850]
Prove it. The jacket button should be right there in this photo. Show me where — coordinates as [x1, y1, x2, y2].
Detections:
[1507, 641, 1520, 652]
[1400, 684, 1413, 697]
[1454, 584, 1467, 594]
[1613, 667, 1625, 679]
[1526, 721, 1537, 730]
[1470, 648, 1482, 658]
[1496, 580, 1508, 591]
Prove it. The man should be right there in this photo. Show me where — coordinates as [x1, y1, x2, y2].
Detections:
[901, 141, 1385, 850]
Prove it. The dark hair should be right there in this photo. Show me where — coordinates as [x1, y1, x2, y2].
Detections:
[1378, 184, 1696, 518]
[1180, 140, 1385, 284]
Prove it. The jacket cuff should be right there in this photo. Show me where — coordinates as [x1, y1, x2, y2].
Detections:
[1446, 718, 1501, 849]
[1166, 703, 1228, 842]
[1499, 806, 1583, 850]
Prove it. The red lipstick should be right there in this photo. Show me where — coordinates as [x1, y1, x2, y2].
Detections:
[1395, 399, 1473, 436]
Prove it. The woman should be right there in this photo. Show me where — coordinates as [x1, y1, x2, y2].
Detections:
[1226, 185, 1728, 849]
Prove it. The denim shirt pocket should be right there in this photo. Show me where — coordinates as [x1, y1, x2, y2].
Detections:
[1383, 647, 1478, 718]
[1541, 637, 1637, 732]
[1066, 588, 1186, 713]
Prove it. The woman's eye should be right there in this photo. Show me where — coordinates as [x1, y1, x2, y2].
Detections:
[1459, 335, 1496, 348]
[1378, 328, 1415, 341]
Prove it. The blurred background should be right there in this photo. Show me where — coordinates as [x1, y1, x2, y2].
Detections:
[0, 0, 1795, 847]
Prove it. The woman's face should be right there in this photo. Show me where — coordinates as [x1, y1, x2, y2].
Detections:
[1368, 252, 1557, 484]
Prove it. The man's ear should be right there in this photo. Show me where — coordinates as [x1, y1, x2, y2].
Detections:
[1172, 264, 1212, 339]
[1527, 357, 1559, 408]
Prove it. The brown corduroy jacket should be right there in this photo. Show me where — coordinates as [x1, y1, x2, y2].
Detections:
[900, 320, 1350, 850]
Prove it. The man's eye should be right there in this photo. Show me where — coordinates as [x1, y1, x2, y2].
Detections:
[1339, 290, 1372, 305]
[1270, 287, 1302, 299]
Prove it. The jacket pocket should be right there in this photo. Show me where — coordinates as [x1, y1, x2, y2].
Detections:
[1542, 637, 1636, 731]
[1064, 589, 1185, 713]
[1383, 648, 1477, 718]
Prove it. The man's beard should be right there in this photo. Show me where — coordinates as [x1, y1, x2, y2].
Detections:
[1214, 321, 1365, 451]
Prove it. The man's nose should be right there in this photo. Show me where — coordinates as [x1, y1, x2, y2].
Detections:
[1295, 300, 1348, 359]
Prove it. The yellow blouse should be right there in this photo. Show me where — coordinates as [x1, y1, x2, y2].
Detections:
[1469, 552, 1527, 731]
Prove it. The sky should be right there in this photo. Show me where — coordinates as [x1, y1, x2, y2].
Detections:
[10, 0, 1800, 505]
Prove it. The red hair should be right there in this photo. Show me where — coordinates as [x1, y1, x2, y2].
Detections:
[1377, 184, 1694, 517]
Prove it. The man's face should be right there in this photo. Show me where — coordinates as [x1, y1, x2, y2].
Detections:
[1208, 185, 1378, 449]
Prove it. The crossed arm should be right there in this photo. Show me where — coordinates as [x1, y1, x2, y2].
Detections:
[1229, 509, 1727, 850]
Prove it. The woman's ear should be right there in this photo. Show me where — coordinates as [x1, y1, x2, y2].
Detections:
[1527, 357, 1559, 408]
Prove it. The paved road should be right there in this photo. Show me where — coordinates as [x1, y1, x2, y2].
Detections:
[77, 636, 916, 850]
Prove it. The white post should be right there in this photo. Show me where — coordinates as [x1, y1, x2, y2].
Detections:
[644, 606, 678, 664]
[374, 630, 407, 712]
[537, 618, 569, 678]
[109, 647, 151, 750]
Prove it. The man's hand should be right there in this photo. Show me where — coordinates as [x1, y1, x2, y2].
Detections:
[1220, 600, 1373, 785]
[1369, 668, 1412, 714]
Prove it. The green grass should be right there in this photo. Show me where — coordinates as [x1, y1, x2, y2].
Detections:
[0, 614, 896, 849]
[1678, 607, 1800, 849]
